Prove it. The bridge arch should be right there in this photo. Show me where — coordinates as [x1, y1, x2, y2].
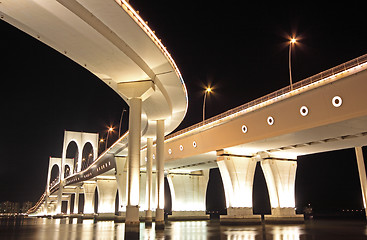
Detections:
[49, 164, 60, 188]
[65, 140, 80, 174]
[64, 165, 71, 178]
[46, 157, 62, 193]
[81, 142, 94, 171]
[62, 131, 99, 173]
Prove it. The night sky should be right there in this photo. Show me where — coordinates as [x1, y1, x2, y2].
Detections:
[1, 2, 367, 213]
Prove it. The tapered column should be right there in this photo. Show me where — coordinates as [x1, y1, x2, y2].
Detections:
[66, 196, 71, 214]
[167, 170, 210, 220]
[56, 178, 64, 214]
[73, 187, 80, 214]
[217, 153, 260, 224]
[355, 147, 367, 217]
[156, 120, 165, 228]
[260, 159, 303, 223]
[145, 138, 153, 223]
[83, 182, 97, 216]
[115, 156, 128, 214]
[96, 179, 118, 220]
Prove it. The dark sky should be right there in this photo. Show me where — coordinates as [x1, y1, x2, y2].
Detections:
[1, 2, 367, 212]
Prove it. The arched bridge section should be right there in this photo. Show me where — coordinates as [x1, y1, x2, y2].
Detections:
[0, 0, 188, 136]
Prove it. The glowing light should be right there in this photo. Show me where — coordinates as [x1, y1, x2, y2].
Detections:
[206, 87, 212, 93]
[299, 106, 309, 116]
[267, 116, 275, 126]
[332, 96, 342, 107]
[241, 125, 248, 134]
[290, 38, 297, 44]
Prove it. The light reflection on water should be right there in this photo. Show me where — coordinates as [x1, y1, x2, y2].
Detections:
[1, 217, 367, 239]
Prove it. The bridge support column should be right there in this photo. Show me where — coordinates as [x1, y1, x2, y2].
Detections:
[73, 187, 80, 214]
[118, 80, 155, 227]
[145, 138, 153, 224]
[355, 147, 367, 218]
[96, 179, 117, 220]
[66, 196, 72, 214]
[217, 153, 261, 224]
[260, 159, 303, 223]
[115, 156, 128, 219]
[156, 119, 165, 229]
[83, 181, 97, 217]
[167, 170, 209, 221]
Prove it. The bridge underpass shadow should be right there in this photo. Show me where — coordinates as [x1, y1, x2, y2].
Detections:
[205, 166, 272, 218]
[253, 162, 271, 215]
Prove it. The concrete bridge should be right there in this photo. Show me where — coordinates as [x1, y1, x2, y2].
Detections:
[29, 53, 367, 225]
[2, 0, 367, 226]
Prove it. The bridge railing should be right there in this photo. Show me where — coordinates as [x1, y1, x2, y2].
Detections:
[166, 53, 367, 140]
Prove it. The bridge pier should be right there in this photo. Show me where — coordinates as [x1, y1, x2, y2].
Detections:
[167, 170, 209, 220]
[73, 187, 80, 214]
[118, 80, 155, 227]
[115, 156, 127, 212]
[145, 138, 154, 224]
[66, 196, 72, 214]
[217, 153, 261, 224]
[96, 179, 117, 220]
[355, 147, 367, 218]
[260, 159, 303, 223]
[82, 181, 97, 217]
[156, 119, 165, 229]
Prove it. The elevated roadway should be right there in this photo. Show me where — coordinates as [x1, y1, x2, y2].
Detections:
[0, 0, 188, 137]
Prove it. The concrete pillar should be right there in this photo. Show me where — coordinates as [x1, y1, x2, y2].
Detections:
[145, 138, 153, 223]
[96, 179, 118, 220]
[118, 80, 155, 226]
[260, 159, 303, 223]
[156, 119, 165, 228]
[217, 154, 260, 224]
[67, 196, 71, 214]
[83, 182, 97, 215]
[115, 156, 128, 214]
[355, 147, 367, 217]
[125, 97, 142, 225]
[167, 170, 210, 220]
[73, 187, 80, 214]
[56, 182, 63, 214]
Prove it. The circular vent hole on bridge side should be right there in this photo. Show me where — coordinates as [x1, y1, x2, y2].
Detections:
[332, 96, 343, 107]
[300, 106, 309, 116]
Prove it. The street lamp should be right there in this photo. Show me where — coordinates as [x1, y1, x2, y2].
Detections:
[289, 37, 297, 91]
[202, 87, 212, 122]
[105, 127, 114, 150]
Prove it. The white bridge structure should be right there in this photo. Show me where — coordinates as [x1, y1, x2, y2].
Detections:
[2, 0, 367, 226]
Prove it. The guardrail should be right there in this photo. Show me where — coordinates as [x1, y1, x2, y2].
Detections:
[166, 53, 367, 140]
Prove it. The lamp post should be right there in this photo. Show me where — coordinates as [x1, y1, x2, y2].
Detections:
[202, 87, 212, 122]
[289, 37, 297, 91]
[105, 127, 114, 150]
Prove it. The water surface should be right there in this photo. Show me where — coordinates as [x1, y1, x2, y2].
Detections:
[1, 217, 366, 239]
